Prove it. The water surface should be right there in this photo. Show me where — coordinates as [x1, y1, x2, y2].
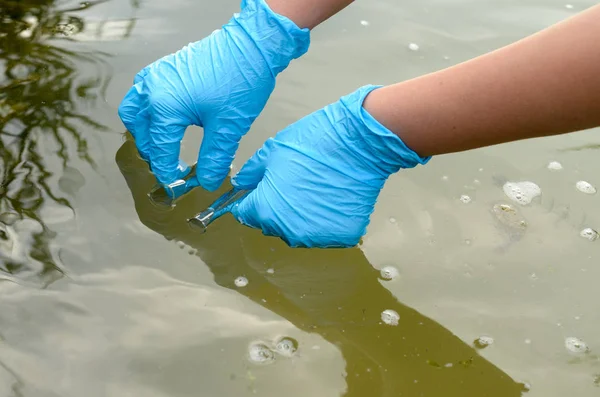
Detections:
[1, 0, 599, 396]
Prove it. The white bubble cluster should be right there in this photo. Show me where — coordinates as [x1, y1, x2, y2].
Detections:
[460, 195, 472, 204]
[576, 181, 596, 194]
[408, 43, 420, 51]
[275, 337, 298, 357]
[234, 276, 248, 288]
[580, 228, 599, 242]
[474, 335, 494, 349]
[503, 181, 541, 205]
[547, 161, 563, 171]
[360, 20, 370, 26]
[53, 23, 79, 37]
[266, 268, 275, 274]
[381, 309, 400, 326]
[248, 343, 275, 364]
[565, 4, 574, 9]
[380, 266, 400, 281]
[565, 337, 588, 354]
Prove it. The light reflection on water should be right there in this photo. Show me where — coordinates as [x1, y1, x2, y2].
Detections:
[0, 0, 118, 287]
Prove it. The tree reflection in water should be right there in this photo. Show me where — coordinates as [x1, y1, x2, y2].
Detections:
[0, 0, 130, 286]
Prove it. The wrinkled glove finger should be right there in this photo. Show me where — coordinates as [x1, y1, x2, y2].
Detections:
[117, 83, 141, 134]
[194, 122, 246, 192]
[117, 82, 154, 162]
[230, 185, 271, 232]
[133, 105, 152, 162]
[147, 114, 188, 186]
[133, 65, 150, 84]
[230, 138, 274, 189]
[119, 64, 151, 135]
[230, 183, 302, 247]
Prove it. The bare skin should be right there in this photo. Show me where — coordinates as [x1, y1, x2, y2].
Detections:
[269, 0, 600, 158]
[362, 4, 600, 157]
[266, 0, 354, 29]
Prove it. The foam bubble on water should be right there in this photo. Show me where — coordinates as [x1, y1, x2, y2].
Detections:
[389, 217, 397, 224]
[248, 342, 275, 365]
[266, 268, 275, 274]
[53, 23, 79, 37]
[565, 337, 588, 354]
[360, 20, 370, 26]
[460, 195, 472, 204]
[381, 309, 400, 326]
[530, 272, 539, 281]
[576, 181, 596, 194]
[441, 175, 449, 181]
[234, 276, 248, 288]
[547, 161, 563, 171]
[474, 336, 494, 349]
[275, 337, 299, 357]
[380, 266, 400, 281]
[565, 4, 574, 9]
[503, 181, 541, 205]
[580, 228, 599, 242]
[408, 43, 420, 51]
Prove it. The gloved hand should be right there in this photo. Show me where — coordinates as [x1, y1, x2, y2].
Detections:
[117, 0, 310, 191]
[230, 85, 431, 248]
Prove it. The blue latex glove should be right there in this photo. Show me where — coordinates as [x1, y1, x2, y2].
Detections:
[230, 85, 431, 248]
[117, 0, 310, 192]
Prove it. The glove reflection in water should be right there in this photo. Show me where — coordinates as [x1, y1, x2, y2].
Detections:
[116, 137, 527, 397]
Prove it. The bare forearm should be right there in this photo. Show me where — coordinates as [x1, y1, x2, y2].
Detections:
[364, 4, 600, 157]
[266, 0, 354, 29]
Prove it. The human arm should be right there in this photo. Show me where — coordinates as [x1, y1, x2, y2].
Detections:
[117, 0, 354, 192]
[267, 0, 354, 29]
[230, 5, 600, 248]
[363, 3, 600, 157]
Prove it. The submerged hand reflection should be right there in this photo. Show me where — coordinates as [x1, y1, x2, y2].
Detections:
[115, 136, 526, 397]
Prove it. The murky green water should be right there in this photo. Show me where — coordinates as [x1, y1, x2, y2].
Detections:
[1, 0, 599, 396]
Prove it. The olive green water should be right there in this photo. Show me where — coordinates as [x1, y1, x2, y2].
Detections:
[1, 1, 599, 396]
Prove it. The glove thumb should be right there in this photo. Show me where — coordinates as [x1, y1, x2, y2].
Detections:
[230, 138, 274, 189]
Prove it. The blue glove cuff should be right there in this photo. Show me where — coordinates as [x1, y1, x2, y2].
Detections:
[232, 0, 311, 76]
[340, 85, 432, 176]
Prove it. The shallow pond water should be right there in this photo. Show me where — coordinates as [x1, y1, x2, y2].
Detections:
[1, 0, 599, 396]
